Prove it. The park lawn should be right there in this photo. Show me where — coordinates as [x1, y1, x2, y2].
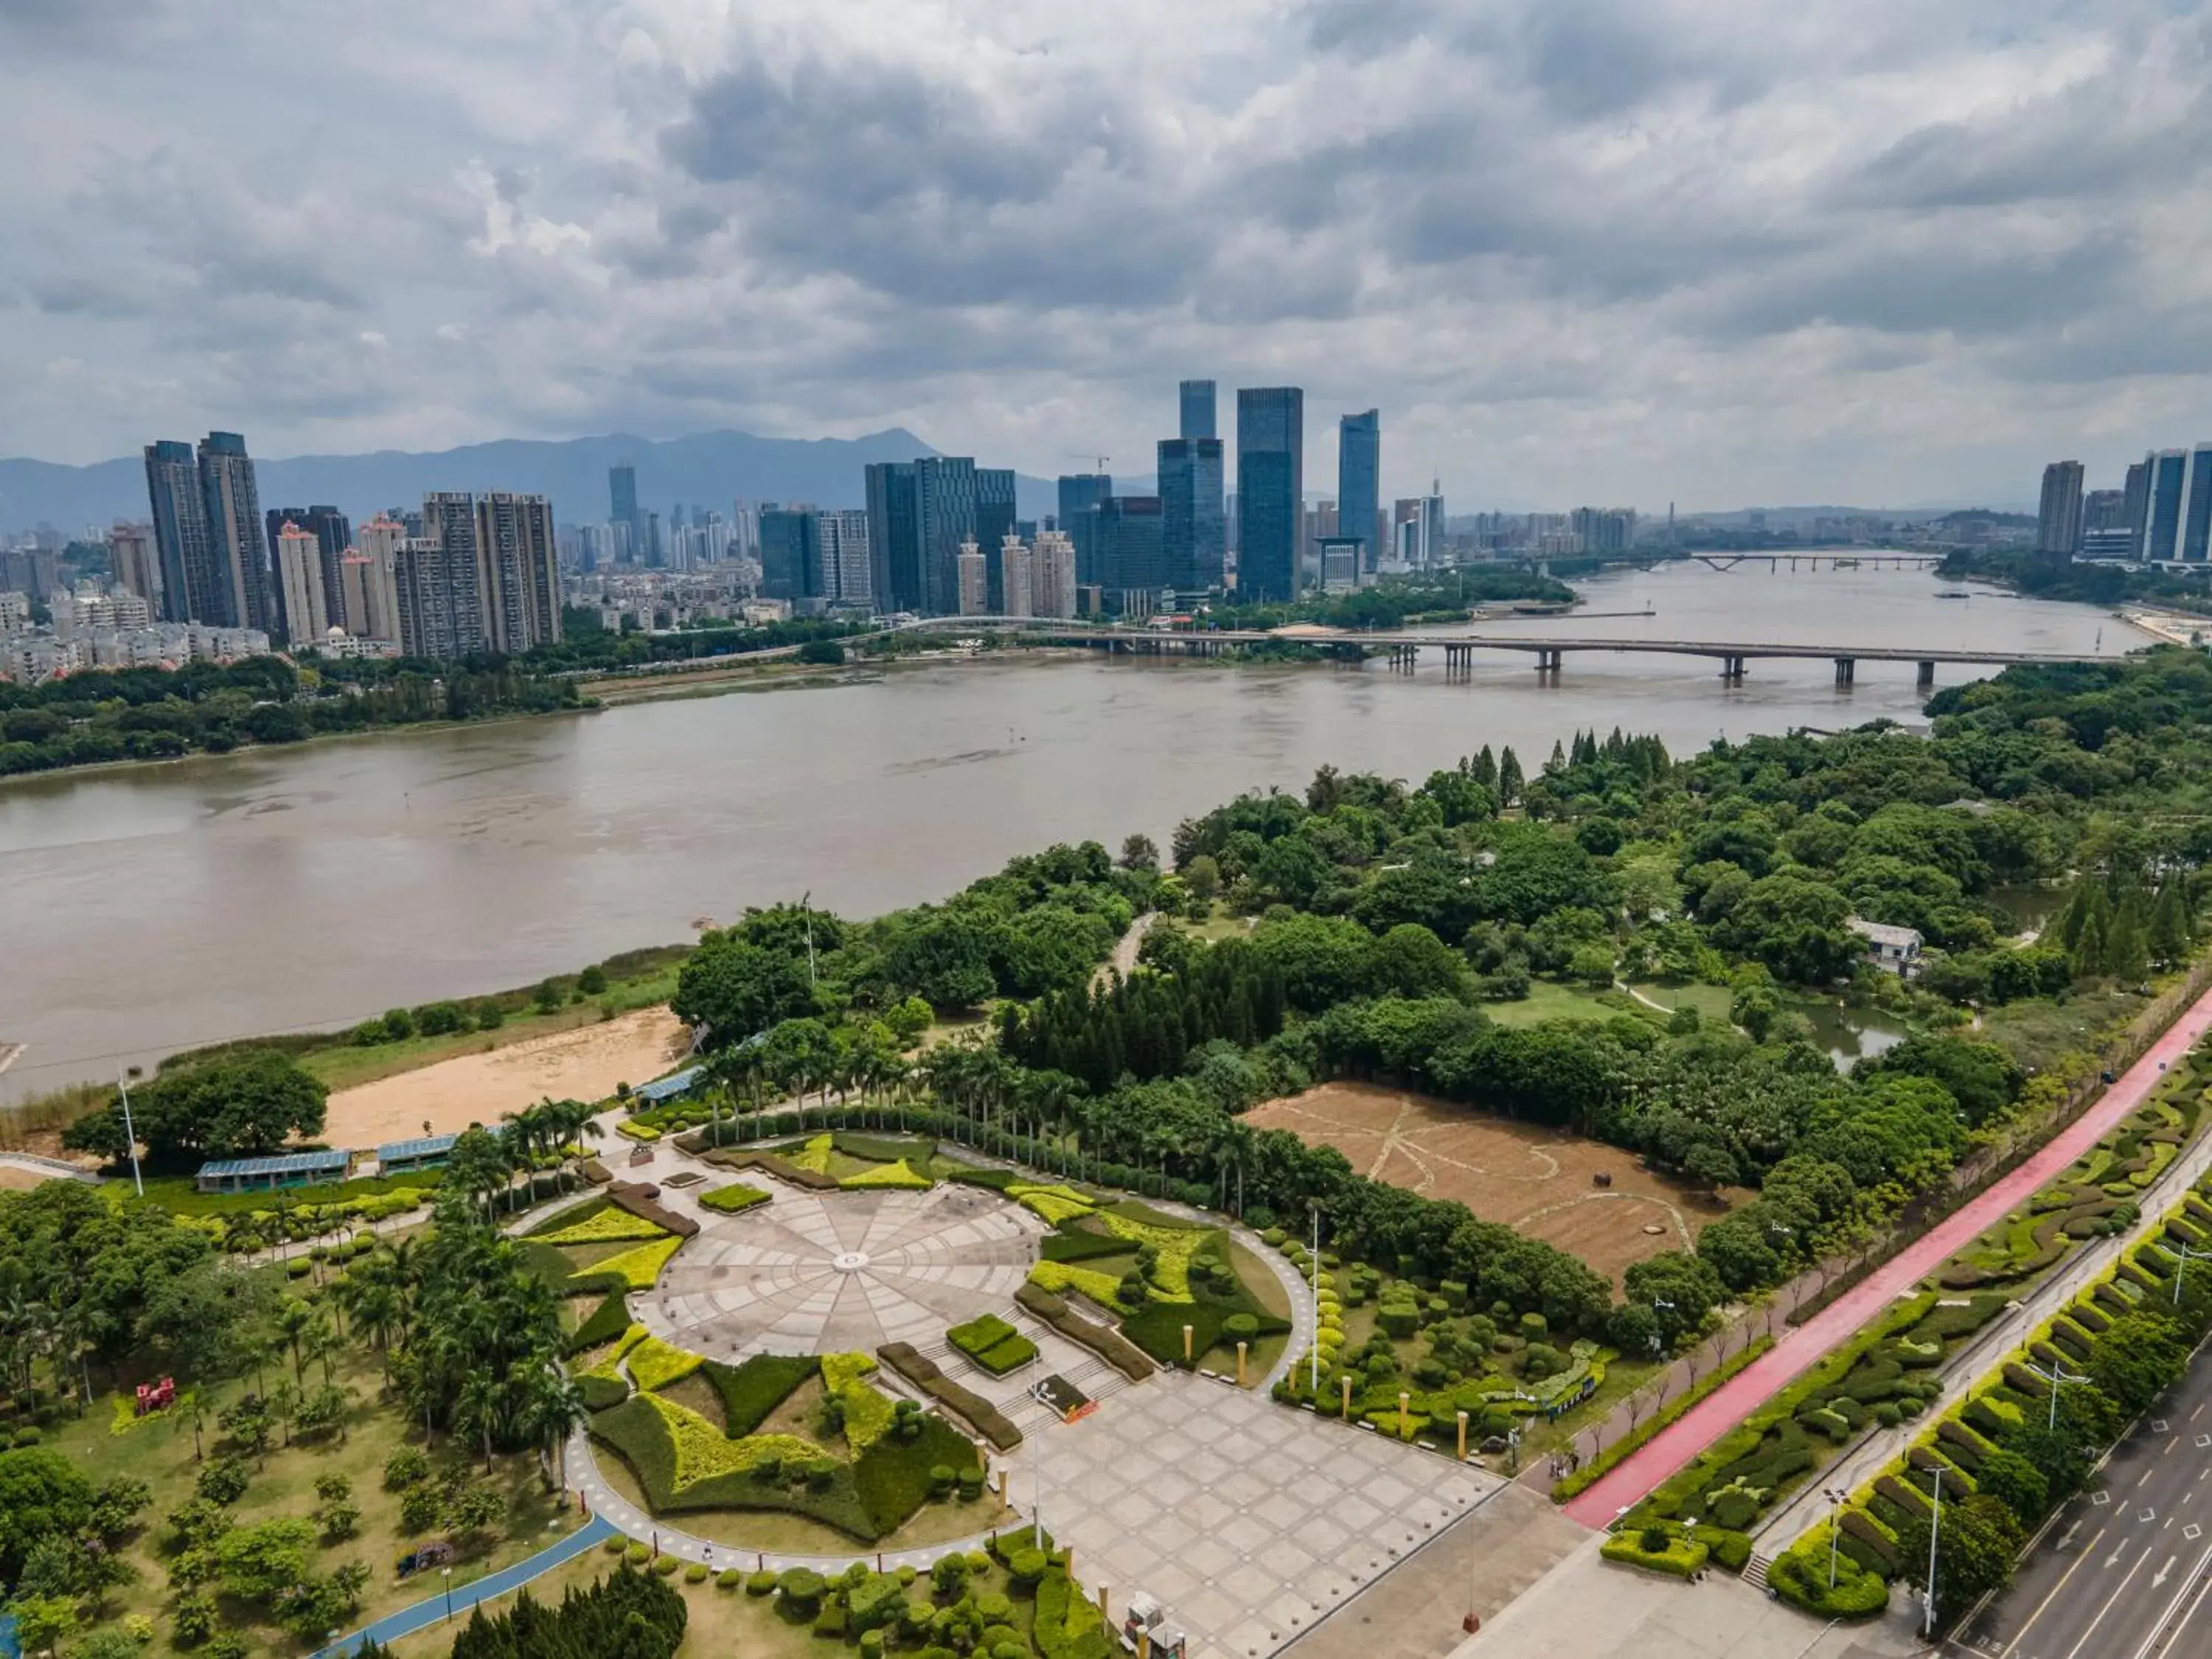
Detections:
[1201, 1238, 1295, 1381]
[1171, 905, 1251, 943]
[298, 967, 683, 1093]
[382, 1541, 1037, 1659]
[1480, 979, 1621, 1028]
[1629, 982, 1733, 1022]
[1514, 1350, 1663, 1461]
[46, 1345, 578, 1658]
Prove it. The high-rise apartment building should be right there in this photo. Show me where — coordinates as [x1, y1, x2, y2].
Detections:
[198, 433, 274, 634]
[2122, 460, 2151, 553]
[956, 538, 989, 616]
[1236, 387, 1304, 602]
[106, 524, 161, 611]
[350, 515, 408, 643]
[1057, 473, 1113, 587]
[271, 520, 330, 644]
[1337, 411, 1380, 574]
[999, 534, 1034, 619]
[476, 493, 561, 654]
[2036, 461, 2086, 556]
[1158, 437, 1226, 594]
[1180, 380, 1217, 441]
[1032, 530, 1078, 619]
[815, 509, 872, 607]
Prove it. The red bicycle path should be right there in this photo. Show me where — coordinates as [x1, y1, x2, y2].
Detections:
[1562, 980, 2212, 1528]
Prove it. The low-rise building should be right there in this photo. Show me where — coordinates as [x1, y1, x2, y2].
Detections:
[1848, 917, 1924, 977]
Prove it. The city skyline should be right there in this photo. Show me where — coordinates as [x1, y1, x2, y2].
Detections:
[7, 5, 2209, 511]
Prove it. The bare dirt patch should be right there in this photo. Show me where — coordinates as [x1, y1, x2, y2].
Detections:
[0, 1164, 56, 1191]
[321, 1006, 689, 1147]
[1244, 1081, 1733, 1285]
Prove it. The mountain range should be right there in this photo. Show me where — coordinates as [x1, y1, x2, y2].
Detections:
[0, 428, 1078, 534]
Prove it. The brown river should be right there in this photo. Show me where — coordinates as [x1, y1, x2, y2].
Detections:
[0, 564, 2126, 1101]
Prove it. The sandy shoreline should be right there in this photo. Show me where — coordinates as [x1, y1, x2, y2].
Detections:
[321, 1006, 692, 1150]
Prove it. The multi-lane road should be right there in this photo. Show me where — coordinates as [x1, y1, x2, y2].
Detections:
[1953, 1343, 2212, 1659]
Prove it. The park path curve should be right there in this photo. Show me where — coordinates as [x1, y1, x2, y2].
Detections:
[1562, 977, 2212, 1527]
[308, 1514, 619, 1658]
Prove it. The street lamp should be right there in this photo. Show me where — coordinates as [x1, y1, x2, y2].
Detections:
[1310, 1204, 1322, 1396]
[442, 1565, 454, 1624]
[1824, 1487, 1850, 1590]
[1921, 1466, 1944, 1640]
[2024, 1358, 2090, 1432]
[1650, 1298, 1674, 1357]
[116, 1066, 145, 1198]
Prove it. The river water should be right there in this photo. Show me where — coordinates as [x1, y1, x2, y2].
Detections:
[0, 564, 2124, 1102]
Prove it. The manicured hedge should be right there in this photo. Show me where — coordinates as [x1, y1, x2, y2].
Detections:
[697, 1147, 841, 1191]
[1039, 1229, 1132, 1264]
[566, 1291, 633, 1356]
[699, 1182, 771, 1215]
[1600, 1529, 1708, 1579]
[947, 1315, 1039, 1376]
[1015, 1283, 1156, 1380]
[701, 1354, 819, 1437]
[608, 1182, 699, 1239]
[1768, 1533, 1890, 1618]
[526, 1197, 612, 1237]
[877, 1343, 1022, 1450]
[577, 1373, 631, 1411]
[850, 1413, 979, 1538]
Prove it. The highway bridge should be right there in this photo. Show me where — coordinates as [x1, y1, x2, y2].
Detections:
[579, 613, 2119, 689]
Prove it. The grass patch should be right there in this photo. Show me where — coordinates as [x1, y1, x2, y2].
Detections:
[947, 1315, 1040, 1376]
[699, 1181, 771, 1214]
[1481, 978, 1622, 1028]
[702, 1354, 821, 1439]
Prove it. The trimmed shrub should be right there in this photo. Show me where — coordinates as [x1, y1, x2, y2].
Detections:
[747, 1570, 779, 1596]
[879, 1342, 1023, 1450]
[700, 1181, 771, 1214]
[701, 1354, 819, 1437]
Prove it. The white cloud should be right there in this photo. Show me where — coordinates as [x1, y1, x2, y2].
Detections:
[0, 0, 2208, 511]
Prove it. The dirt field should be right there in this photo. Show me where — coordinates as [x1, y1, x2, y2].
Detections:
[1244, 1081, 1733, 1284]
[0, 1164, 55, 1191]
[321, 1006, 691, 1147]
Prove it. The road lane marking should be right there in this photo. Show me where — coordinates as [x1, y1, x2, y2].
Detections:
[2154, 1554, 2176, 1587]
[2061, 1543, 2153, 1659]
[1998, 1527, 2104, 1658]
[2126, 1535, 2212, 1659]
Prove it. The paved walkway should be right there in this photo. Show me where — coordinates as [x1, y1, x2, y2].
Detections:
[1563, 978, 2212, 1526]
[310, 1514, 619, 1658]
[0, 1151, 100, 1184]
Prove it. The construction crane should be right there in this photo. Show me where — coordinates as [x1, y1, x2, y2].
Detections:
[1068, 453, 1110, 474]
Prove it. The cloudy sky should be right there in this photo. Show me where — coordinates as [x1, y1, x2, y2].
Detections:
[4, 0, 2209, 510]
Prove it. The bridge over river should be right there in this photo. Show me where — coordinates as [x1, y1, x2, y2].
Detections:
[927, 619, 2115, 687]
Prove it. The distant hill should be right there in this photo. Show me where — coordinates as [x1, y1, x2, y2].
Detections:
[0, 428, 1067, 532]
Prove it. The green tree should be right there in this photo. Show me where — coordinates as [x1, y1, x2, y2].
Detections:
[672, 936, 818, 1046]
[0, 1447, 94, 1586]
[62, 1050, 327, 1169]
[2149, 883, 2193, 967]
[1896, 1494, 2023, 1627]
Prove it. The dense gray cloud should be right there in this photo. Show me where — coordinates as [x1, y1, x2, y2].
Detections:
[2, 0, 2209, 510]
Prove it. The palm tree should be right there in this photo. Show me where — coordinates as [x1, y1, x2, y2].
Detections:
[521, 1368, 590, 1493]
[271, 1301, 322, 1388]
[456, 1367, 504, 1474]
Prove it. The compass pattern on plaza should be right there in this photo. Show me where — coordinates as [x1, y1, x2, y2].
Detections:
[646, 1184, 1044, 1357]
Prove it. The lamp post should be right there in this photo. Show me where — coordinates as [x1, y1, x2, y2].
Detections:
[2025, 1358, 2090, 1432]
[1921, 1466, 1944, 1639]
[442, 1565, 454, 1624]
[2172, 1241, 2212, 1307]
[116, 1065, 145, 1198]
[1824, 1487, 1849, 1589]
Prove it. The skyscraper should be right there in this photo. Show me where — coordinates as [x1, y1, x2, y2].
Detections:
[265, 505, 352, 626]
[758, 504, 817, 601]
[956, 538, 989, 616]
[198, 432, 274, 633]
[1337, 411, 1380, 574]
[976, 467, 1018, 610]
[143, 439, 214, 624]
[999, 535, 1034, 619]
[609, 462, 641, 563]
[2036, 461, 2085, 557]
[914, 456, 981, 615]
[1098, 495, 1166, 613]
[864, 463, 921, 613]
[2142, 449, 2190, 562]
[1236, 387, 1304, 602]
[1158, 437, 1226, 594]
[1180, 380, 1217, 441]
[1057, 473, 1113, 586]
[2123, 460, 2152, 554]
[349, 516, 408, 642]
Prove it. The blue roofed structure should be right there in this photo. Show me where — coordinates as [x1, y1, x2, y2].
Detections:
[631, 1065, 704, 1105]
[375, 1133, 459, 1173]
[194, 1149, 351, 1194]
